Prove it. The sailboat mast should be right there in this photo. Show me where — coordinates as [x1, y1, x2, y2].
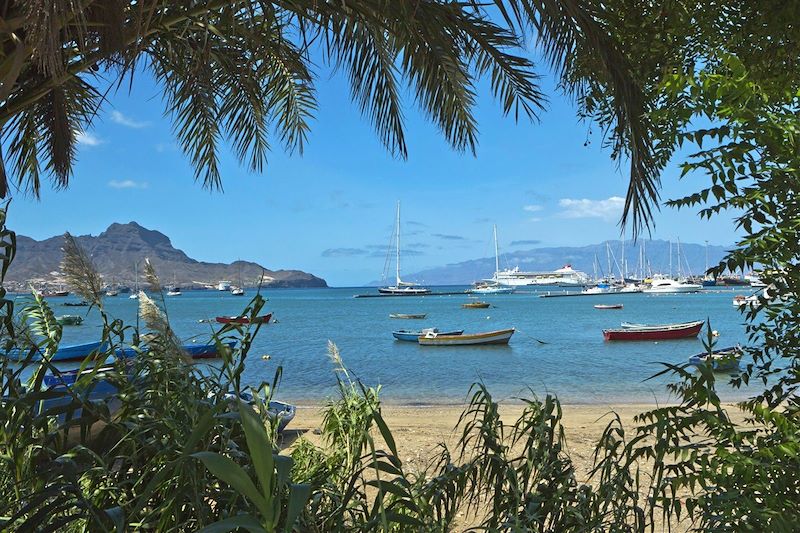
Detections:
[705, 240, 709, 273]
[621, 237, 626, 279]
[493, 225, 499, 276]
[669, 240, 673, 278]
[395, 201, 401, 286]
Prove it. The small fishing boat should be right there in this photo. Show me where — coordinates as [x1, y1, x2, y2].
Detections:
[218, 391, 296, 433]
[215, 313, 273, 325]
[166, 286, 181, 296]
[462, 301, 490, 309]
[418, 328, 515, 346]
[389, 313, 427, 319]
[688, 346, 742, 371]
[63, 300, 89, 307]
[594, 304, 623, 310]
[105, 289, 119, 297]
[56, 314, 84, 326]
[181, 341, 236, 359]
[603, 320, 704, 341]
[42, 289, 70, 297]
[392, 328, 464, 342]
[3, 341, 105, 362]
[230, 287, 245, 296]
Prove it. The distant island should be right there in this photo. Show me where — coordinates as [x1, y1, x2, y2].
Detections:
[8, 222, 327, 291]
[389, 239, 732, 286]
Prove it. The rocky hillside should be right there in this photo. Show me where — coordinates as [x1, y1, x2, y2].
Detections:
[8, 222, 327, 289]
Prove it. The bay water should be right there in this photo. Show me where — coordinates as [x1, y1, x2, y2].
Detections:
[42, 287, 756, 405]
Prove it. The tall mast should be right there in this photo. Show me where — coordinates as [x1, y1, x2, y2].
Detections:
[606, 242, 612, 281]
[669, 239, 673, 278]
[677, 238, 683, 278]
[621, 237, 626, 279]
[493, 224, 499, 276]
[395, 201, 401, 285]
[705, 240, 709, 273]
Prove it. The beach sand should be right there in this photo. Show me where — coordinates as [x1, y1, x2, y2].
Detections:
[289, 402, 674, 482]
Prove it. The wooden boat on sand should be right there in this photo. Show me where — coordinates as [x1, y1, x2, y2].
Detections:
[215, 313, 272, 325]
[462, 301, 490, 309]
[418, 328, 514, 346]
[392, 328, 464, 341]
[389, 313, 427, 319]
[688, 346, 742, 371]
[594, 304, 623, 310]
[604, 320, 703, 341]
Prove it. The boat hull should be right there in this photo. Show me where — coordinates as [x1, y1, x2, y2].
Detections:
[462, 302, 490, 308]
[603, 321, 703, 341]
[182, 341, 236, 359]
[389, 314, 427, 319]
[419, 328, 515, 346]
[215, 313, 273, 325]
[4, 341, 105, 362]
[594, 304, 623, 310]
[378, 287, 431, 295]
[392, 329, 463, 341]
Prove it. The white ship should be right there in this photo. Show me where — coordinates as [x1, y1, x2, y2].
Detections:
[495, 264, 589, 287]
[642, 277, 703, 294]
[217, 280, 232, 291]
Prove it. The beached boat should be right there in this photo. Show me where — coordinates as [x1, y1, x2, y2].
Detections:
[56, 314, 83, 326]
[378, 201, 431, 296]
[218, 391, 296, 432]
[603, 320, 703, 341]
[392, 328, 464, 341]
[389, 313, 427, 319]
[688, 346, 742, 371]
[594, 304, 623, 310]
[215, 313, 273, 325]
[418, 328, 515, 346]
[462, 301, 490, 309]
[3, 341, 105, 362]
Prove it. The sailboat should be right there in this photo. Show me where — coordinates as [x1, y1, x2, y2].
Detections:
[231, 261, 246, 295]
[378, 201, 430, 295]
[468, 225, 515, 294]
[129, 262, 140, 299]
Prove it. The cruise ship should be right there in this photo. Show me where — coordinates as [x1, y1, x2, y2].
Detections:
[494, 265, 590, 287]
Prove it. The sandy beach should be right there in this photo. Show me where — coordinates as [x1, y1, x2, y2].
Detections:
[291, 402, 677, 480]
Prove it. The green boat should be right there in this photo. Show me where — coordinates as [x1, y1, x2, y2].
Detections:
[56, 315, 84, 326]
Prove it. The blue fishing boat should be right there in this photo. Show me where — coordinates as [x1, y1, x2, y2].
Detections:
[688, 346, 742, 371]
[4, 341, 105, 362]
[182, 341, 236, 359]
[392, 328, 464, 341]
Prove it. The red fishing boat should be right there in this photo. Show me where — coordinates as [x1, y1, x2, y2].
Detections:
[603, 320, 703, 341]
[215, 313, 273, 325]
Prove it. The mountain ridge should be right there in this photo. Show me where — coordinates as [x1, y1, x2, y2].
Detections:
[381, 239, 733, 286]
[8, 222, 327, 289]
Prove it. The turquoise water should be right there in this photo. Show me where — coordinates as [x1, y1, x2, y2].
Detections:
[33, 287, 756, 405]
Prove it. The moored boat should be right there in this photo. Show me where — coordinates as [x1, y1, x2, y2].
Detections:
[63, 300, 89, 307]
[594, 304, 623, 310]
[642, 278, 702, 293]
[462, 301, 490, 309]
[389, 313, 427, 319]
[418, 328, 515, 346]
[379, 201, 431, 295]
[181, 341, 236, 359]
[688, 346, 742, 371]
[56, 314, 84, 326]
[215, 313, 273, 325]
[3, 341, 105, 362]
[392, 328, 464, 341]
[603, 320, 703, 341]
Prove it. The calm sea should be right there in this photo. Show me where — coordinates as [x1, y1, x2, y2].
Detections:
[36, 287, 757, 406]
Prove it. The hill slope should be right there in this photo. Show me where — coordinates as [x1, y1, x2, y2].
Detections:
[8, 222, 326, 289]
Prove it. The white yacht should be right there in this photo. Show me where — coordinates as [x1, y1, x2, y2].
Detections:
[217, 280, 232, 291]
[643, 278, 703, 294]
[495, 264, 589, 287]
[379, 201, 431, 296]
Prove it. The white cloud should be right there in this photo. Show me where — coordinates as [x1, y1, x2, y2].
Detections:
[110, 110, 149, 128]
[108, 179, 148, 189]
[76, 131, 103, 146]
[558, 196, 624, 221]
[523, 204, 543, 212]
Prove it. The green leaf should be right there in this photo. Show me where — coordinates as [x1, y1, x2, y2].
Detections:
[238, 401, 275, 504]
[196, 514, 266, 533]
[284, 483, 311, 532]
[192, 451, 268, 517]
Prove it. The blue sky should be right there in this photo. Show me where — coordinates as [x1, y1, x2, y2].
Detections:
[12, 61, 737, 287]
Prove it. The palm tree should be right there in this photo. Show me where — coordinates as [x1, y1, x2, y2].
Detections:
[0, 0, 655, 231]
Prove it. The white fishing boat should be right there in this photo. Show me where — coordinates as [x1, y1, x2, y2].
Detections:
[468, 225, 515, 294]
[378, 201, 430, 295]
[642, 278, 702, 293]
[495, 264, 589, 287]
